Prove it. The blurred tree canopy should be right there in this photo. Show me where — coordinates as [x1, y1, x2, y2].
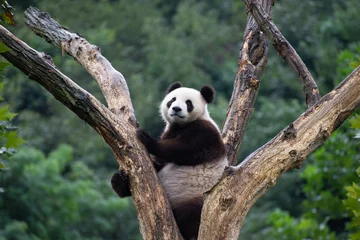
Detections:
[1, 0, 359, 239]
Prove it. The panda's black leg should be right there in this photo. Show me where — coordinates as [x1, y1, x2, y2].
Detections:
[173, 197, 203, 240]
[111, 170, 132, 197]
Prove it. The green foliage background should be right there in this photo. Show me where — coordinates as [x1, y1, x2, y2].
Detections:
[0, 0, 359, 239]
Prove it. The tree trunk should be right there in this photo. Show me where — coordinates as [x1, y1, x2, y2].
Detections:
[0, 3, 358, 240]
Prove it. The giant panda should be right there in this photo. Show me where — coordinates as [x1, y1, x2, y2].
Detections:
[111, 82, 228, 240]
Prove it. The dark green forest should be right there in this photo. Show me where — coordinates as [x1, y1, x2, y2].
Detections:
[0, 0, 360, 239]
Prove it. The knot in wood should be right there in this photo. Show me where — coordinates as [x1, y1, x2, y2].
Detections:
[223, 165, 237, 177]
[249, 77, 260, 89]
[289, 150, 297, 158]
[220, 194, 235, 211]
[334, 110, 352, 131]
[38, 11, 50, 20]
[281, 123, 297, 141]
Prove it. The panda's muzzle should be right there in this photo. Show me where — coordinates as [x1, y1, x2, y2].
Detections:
[170, 113, 184, 119]
[172, 106, 182, 112]
[170, 106, 185, 118]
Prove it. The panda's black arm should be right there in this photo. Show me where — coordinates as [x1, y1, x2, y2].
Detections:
[137, 126, 225, 166]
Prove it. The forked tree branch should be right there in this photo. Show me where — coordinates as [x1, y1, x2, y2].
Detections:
[0, 23, 182, 240]
[1, 3, 358, 240]
[222, 0, 271, 166]
[199, 66, 360, 239]
[244, 0, 321, 108]
[24, 7, 135, 120]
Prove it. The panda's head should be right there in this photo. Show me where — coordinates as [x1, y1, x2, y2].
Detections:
[160, 82, 215, 125]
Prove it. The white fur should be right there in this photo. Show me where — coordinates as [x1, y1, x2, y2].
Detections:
[158, 156, 228, 208]
[160, 87, 219, 132]
[158, 86, 228, 207]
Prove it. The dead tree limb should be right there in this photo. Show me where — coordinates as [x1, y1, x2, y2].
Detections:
[199, 66, 360, 239]
[0, 23, 182, 240]
[0, 3, 359, 240]
[244, 0, 321, 108]
[222, 0, 271, 166]
[24, 7, 134, 119]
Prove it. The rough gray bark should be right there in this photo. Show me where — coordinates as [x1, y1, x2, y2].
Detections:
[0, 16, 183, 240]
[24, 7, 134, 118]
[199, 66, 360, 239]
[0, 3, 358, 240]
[244, 0, 321, 108]
[222, 0, 271, 166]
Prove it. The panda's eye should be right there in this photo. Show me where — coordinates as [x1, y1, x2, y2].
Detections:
[186, 100, 194, 112]
[167, 97, 176, 108]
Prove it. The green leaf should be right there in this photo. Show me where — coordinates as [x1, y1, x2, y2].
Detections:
[350, 231, 360, 240]
[0, 160, 5, 169]
[350, 114, 360, 129]
[5, 131, 26, 148]
[350, 61, 360, 68]
[0, 42, 10, 53]
[0, 105, 17, 121]
[0, 61, 10, 71]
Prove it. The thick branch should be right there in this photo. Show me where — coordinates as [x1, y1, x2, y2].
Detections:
[221, 0, 271, 166]
[200, 66, 360, 239]
[244, 0, 321, 108]
[221, 30, 268, 166]
[24, 7, 135, 119]
[0, 25, 182, 240]
[0, 26, 120, 136]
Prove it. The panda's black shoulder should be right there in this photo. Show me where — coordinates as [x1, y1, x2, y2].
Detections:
[161, 119, 220, 140]
[162, 120, 225, 154]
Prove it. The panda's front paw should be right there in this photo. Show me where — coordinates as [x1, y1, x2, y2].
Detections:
[111, 170, 131, 197]
[136, 128, 157, 153]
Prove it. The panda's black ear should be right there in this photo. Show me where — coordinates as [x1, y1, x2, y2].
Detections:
[200, 85, 215, 103]
[167, 82, 182, 94]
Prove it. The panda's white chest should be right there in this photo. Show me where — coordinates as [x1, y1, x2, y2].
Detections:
[158, 157, 228, 208]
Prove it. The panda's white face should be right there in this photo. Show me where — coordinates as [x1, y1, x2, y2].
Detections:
[160, 87, 208, 125]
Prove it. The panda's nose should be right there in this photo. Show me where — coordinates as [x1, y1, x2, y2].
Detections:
[172, 106, 182, 112]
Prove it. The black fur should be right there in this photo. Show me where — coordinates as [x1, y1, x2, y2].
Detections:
[173, 197, 203, 240]
[137, 119, 225, 167]
[111, 83, 224, 240]
[166, 97, 176, 108]
[111, 170, 131, 197]
[200, 85, 215, 103]
[185, 100, 194, 112]
[167, 82, 182, 94]
[136, 119, 225, 239]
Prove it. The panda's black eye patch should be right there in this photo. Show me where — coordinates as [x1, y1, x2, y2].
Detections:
[186, 100, 193, 112]
[167, 97, 176, 108]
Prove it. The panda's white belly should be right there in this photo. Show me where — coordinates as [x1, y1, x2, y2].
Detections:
[158, 157, 228, 208]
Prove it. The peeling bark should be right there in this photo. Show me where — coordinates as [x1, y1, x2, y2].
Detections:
[0, 22, 182, 240]
[199, 66, 360, 239]
[222, 0, 271, 166]
[24, 7, 134, 119]
[0, 3, 358, 240]
[244, 0, 321, 108]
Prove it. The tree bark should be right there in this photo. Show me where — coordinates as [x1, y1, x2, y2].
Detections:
[0, 3, 358, 240]
[24, 7, 134, 119]
[222, 0, 271, 166]
[0, 17, 182, 240]
[244, 0, 321, 108]
[199, 67, 360, 239]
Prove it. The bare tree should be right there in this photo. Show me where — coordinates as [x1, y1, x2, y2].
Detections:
[0, 1, 359, 239]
